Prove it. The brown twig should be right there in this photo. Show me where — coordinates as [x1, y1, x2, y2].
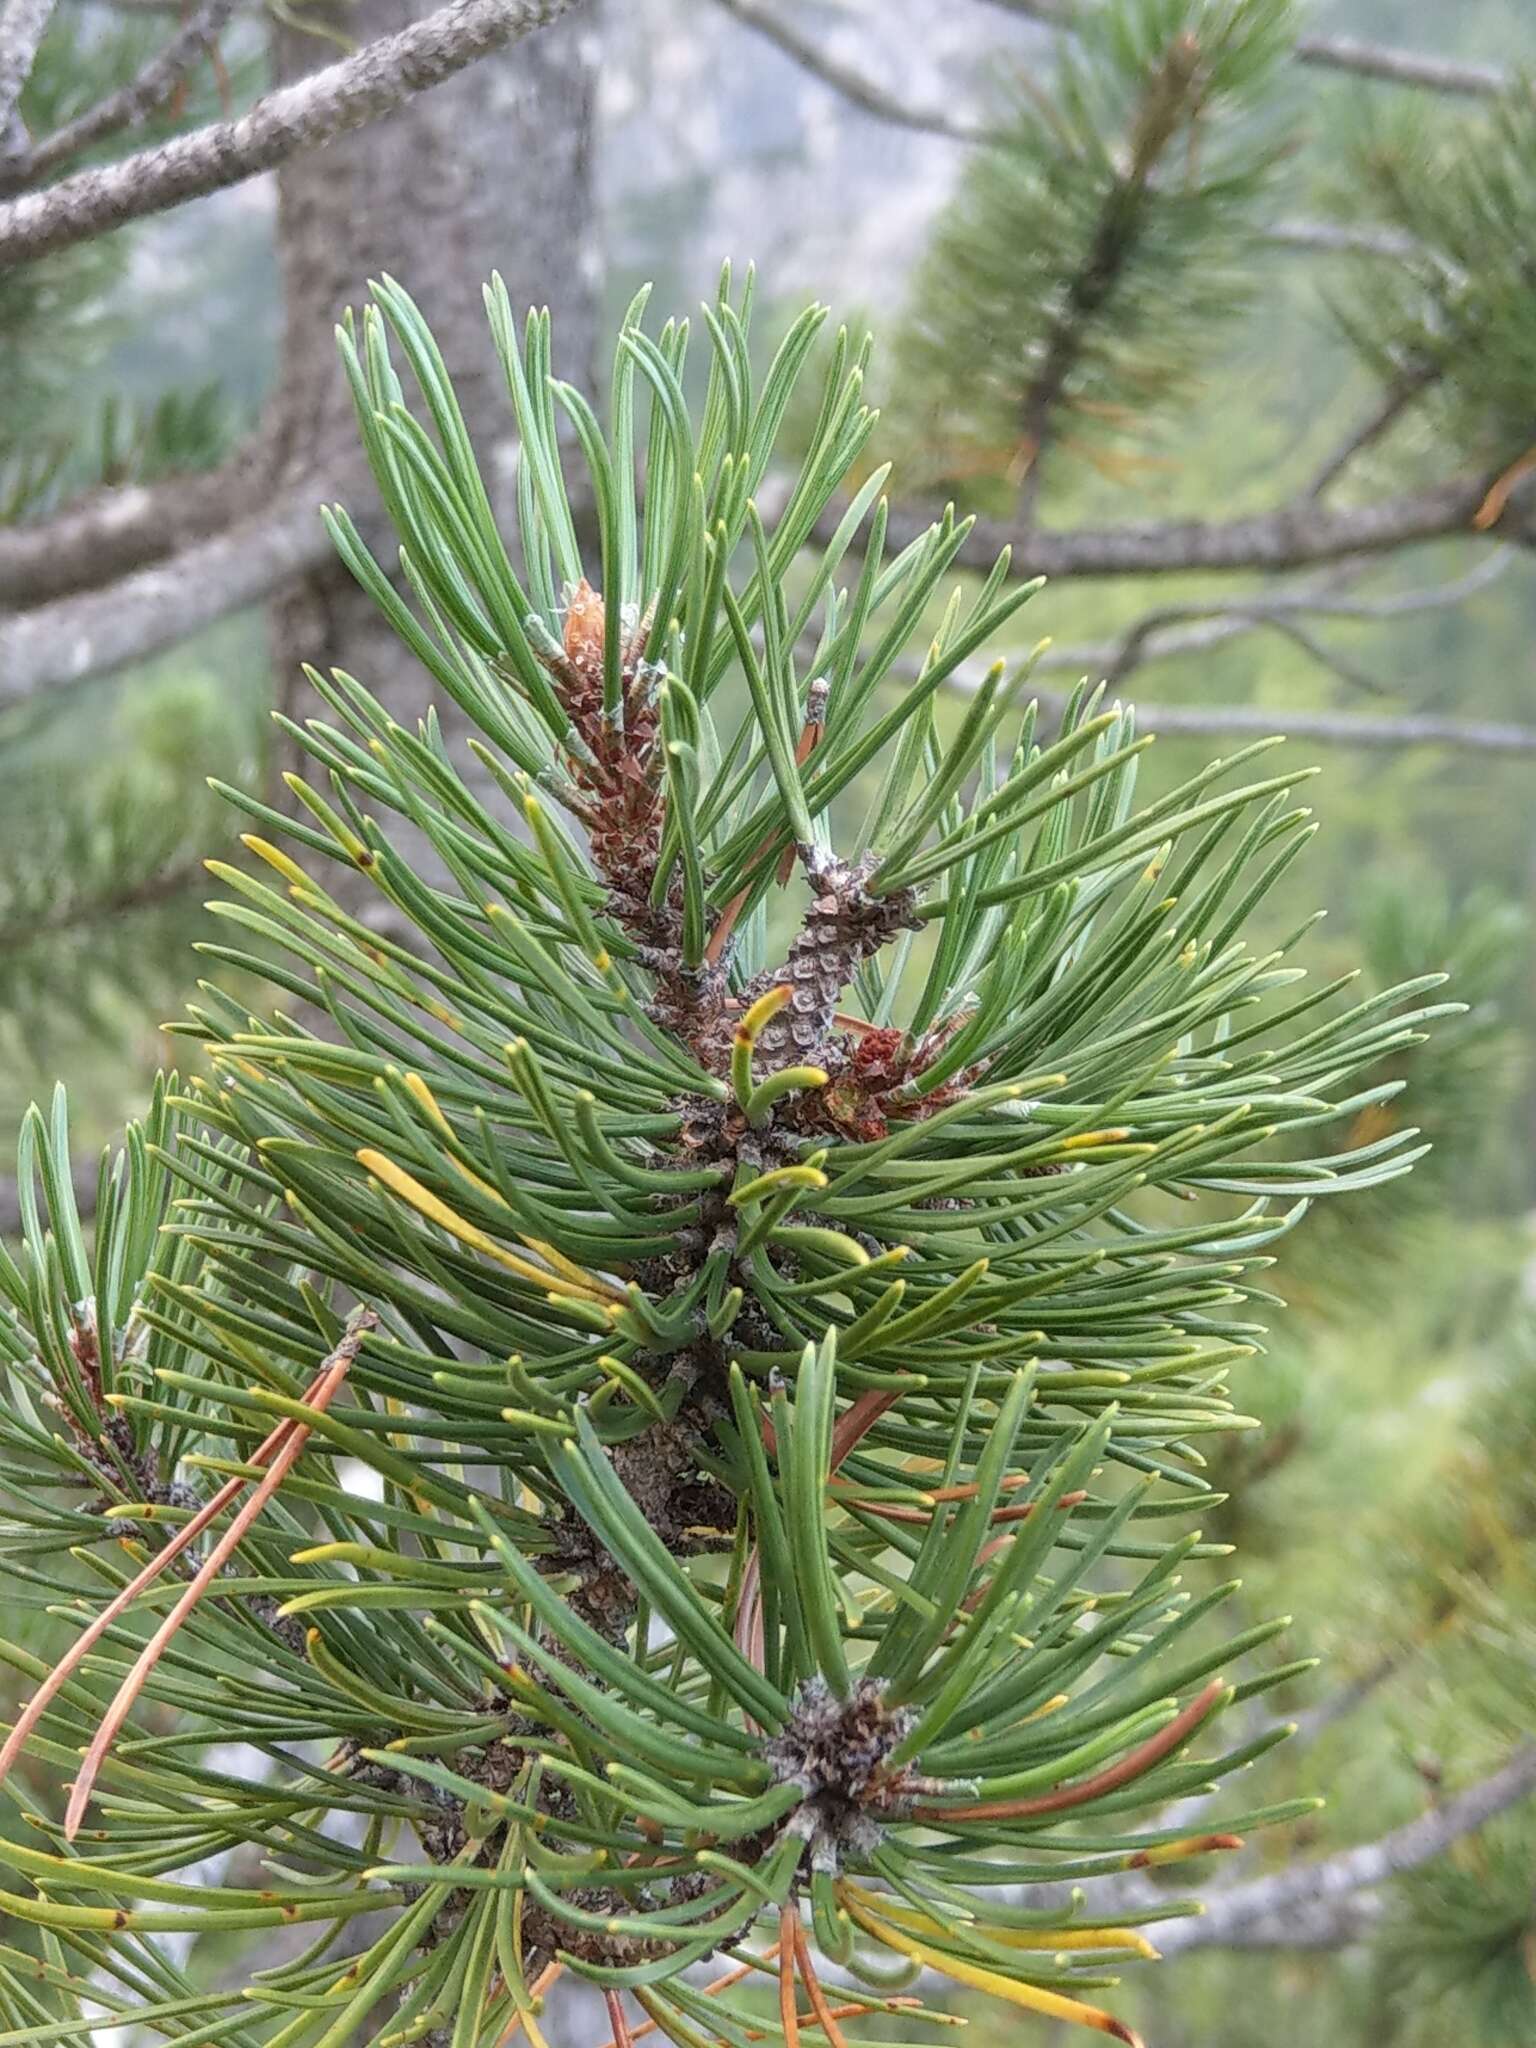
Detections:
[1475, 442, 1536, 529]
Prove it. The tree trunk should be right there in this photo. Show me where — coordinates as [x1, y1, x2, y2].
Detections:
[265, 0, 601, 894]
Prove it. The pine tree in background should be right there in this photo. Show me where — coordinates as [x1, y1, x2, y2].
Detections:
[1333, 85, 1536, 520]
[0, 274, 1450, 2048]
[894, 0, 1296, 506]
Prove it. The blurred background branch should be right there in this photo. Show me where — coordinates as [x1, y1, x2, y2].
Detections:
[1158, 1745, 1536, 1954]
[0, 0, 579, 261]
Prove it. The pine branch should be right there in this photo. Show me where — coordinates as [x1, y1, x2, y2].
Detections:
[1332, 92, 1536, 477]
[1158, 1746, 1536, 1954]
[0, 482, 328, 695]
[0, 272, 1468, 2048]
[0, 0, 580, 266]
[16, 0, 240, 181]
[1013, 24, 1209, 516]
[0, 846, 205, 952]
[894, 2, 1294, 499]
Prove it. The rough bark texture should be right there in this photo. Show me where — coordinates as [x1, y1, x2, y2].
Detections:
[869, 470, 1534, 581]
[266, 0, 600, 896]
[1, 483, 326, 700]
[0, 0, 579, 261]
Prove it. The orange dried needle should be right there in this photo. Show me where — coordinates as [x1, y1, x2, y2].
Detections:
[498, 1960, 566, 2046]
[0, 1414, 296, 1785]
[778, 1905, 803, 2048]
[59, 1312, 373, 1838]
[596, 1947, 773, 2048]
[911, 1677, 1228, 1824]
[1476, 442, 1536, 529]
[792, 1913, 851, 2048]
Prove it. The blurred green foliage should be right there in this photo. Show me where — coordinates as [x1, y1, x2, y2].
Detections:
[0, 626, 267, 1151]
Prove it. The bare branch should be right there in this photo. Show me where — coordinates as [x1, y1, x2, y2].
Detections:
[1086, 552, 1514, 684]
[1262, 217, 1426, 263]
[1015, 687, 1536, 758]
[0, 0, 56, 141]
[978, 3, 1511, 99]
[971, 0, 1074, 22]
[1306, 368, 1442, 500]
[1294, 32, 1508, 101]
[0, 485, 330, 697]
[868, 470, 1530, 580]
[1290, 1649, 1409, 1746]
[20, 0, 240, 181]
[0, 0, 579, 266]
[708, 0, 994, 144]
[1239, 612, 1392, 698]
[1158, 1745, 1536, 1955]
[0, 455, 266, 608]
[881, 554, 1536, 755]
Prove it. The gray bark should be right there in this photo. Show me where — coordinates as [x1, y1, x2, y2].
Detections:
[20, 0, 242, 181]
[872, 471, 1532, 581]
[1158, 1744, 1536, 1955]
[0, 0, 580, 263]
[264, 0, 601, 891]
[0, 484, 325, 699]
